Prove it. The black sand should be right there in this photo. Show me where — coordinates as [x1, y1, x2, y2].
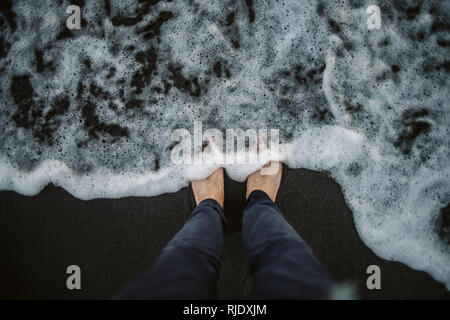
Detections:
[0, 166, 448, 299]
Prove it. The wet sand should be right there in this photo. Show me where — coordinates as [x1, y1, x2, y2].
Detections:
[0, 166, 448, 299]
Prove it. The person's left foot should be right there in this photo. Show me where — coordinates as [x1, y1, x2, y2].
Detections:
[191, 168, 224, 208]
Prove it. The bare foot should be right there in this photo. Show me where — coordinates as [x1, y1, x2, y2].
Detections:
[191, 168, 224, 208]
[246, 162, 282, 202]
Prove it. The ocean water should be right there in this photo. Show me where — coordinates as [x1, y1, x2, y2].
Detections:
[0, 0, 449, 288]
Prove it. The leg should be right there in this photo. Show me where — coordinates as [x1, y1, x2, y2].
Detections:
[243, 163, 334, 299]
[114, 168, 225, 299]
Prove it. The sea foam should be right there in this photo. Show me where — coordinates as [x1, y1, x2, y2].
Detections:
[0, 0, 449, 288]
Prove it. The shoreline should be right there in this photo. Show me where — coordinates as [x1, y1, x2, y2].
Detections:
[0, 167, 448, 299]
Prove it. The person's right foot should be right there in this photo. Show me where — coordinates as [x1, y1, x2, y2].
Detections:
[246, 162, 282, 202]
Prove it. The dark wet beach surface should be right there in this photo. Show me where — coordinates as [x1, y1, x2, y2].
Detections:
[1, 167, 448, 299]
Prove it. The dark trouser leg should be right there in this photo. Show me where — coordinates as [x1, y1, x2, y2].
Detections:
[242, 190, 334, 299]
[114, 199, 225, 299]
